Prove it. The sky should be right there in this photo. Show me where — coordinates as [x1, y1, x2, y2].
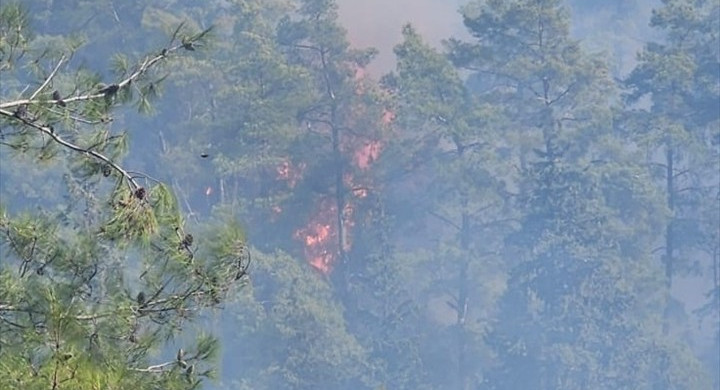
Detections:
[336, 0, 660, 77]
[337, 0, 469, 75]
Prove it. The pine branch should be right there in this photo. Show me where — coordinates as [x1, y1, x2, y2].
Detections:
[0, 40, 187, 110]
[0, 107, 141, 190]
[0, 32, 207, 189]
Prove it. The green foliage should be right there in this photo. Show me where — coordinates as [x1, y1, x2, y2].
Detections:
[0, 3, 247, 389]
[443, 0, 714, 388]
[380, 23, 510, 389]
[623, 2, 719, 383]
[226, 251, 368, 390]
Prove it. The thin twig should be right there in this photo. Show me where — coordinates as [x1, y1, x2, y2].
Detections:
[428, 210, 461, 231]
[28, 56, 66, 101]
[131, 361, 176, 373]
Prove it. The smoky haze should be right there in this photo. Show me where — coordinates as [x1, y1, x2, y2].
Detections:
[1, 1, 718, 390]
[337, 0, 469, 74]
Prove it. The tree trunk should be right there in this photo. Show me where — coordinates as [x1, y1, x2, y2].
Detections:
[330, 101, 347, 266]
[663, 144, 675, 334]
[665, 146, 675, 288]
[457, 209, 470, 390]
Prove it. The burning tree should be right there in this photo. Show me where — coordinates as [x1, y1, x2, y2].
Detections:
[276, 0, 389, 276]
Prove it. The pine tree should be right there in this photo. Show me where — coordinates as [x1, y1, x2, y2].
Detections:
[625, 0, 719, 384]
[0, 4, 247, 388]
[273, 0, 386, 279]
[382, 24, 509, 390]
[625, 0, 720, 327]
[449, 0, 712, 388]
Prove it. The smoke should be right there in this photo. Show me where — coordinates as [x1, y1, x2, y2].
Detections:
[337, 1, 662, 78]
[336, 0, 470, 75]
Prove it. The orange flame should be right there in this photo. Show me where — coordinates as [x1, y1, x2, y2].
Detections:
[344, 172, 369, 198]
[294, 199, 339, 274]
[352, 187, 368, 198]
[354, 140, 383, 170]
[304, 223, 330, 246]
[292, 64, 396, 274]
[301, 222, 333, 273]
[276, 159, 305, 188]
[276, 161, 290, 178]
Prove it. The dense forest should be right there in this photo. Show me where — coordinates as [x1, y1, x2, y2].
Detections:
[0, 0, 718, 389]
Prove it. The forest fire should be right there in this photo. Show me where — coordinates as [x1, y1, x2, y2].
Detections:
[299, 222, 333, 273]
[294, 196, 364, 274]
[276, 159, 305, 188]
[287, 62, 394, 274]
[293, 198, 338, 274]
[354, 140, 382, 170]
[290, 156, 379, 274]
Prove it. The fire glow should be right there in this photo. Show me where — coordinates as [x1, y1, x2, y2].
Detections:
[276, 160, 305, 188]
[293, 198, 338, 274]
[289, 63, 394, 274]
[354, 140, 382, 170]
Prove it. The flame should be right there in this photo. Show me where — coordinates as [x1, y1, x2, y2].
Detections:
[270, 204, 283, 222]
[294, 199, 339, 274]
[352, 187, 368, 198]
[354, 140, 383, 170]
[304, 223, 330, 246]
[310, 253, 333, 274]
[276, 159, 305, 188]
[276, 161, 290, 179]
[344, 172, 369, 199]
[292, 64, 396, 274]
[382, 109, 395, 124]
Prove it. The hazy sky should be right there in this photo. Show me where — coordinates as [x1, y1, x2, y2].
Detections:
[337, 0, 469, 75]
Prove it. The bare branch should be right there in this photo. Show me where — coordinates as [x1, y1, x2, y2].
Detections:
[131, 361, 177, 373]
[28, 55, 66, 101]
[547, 82, 576, 106]
[0, 41, 186, 110]
[428, 210, 461, 231]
